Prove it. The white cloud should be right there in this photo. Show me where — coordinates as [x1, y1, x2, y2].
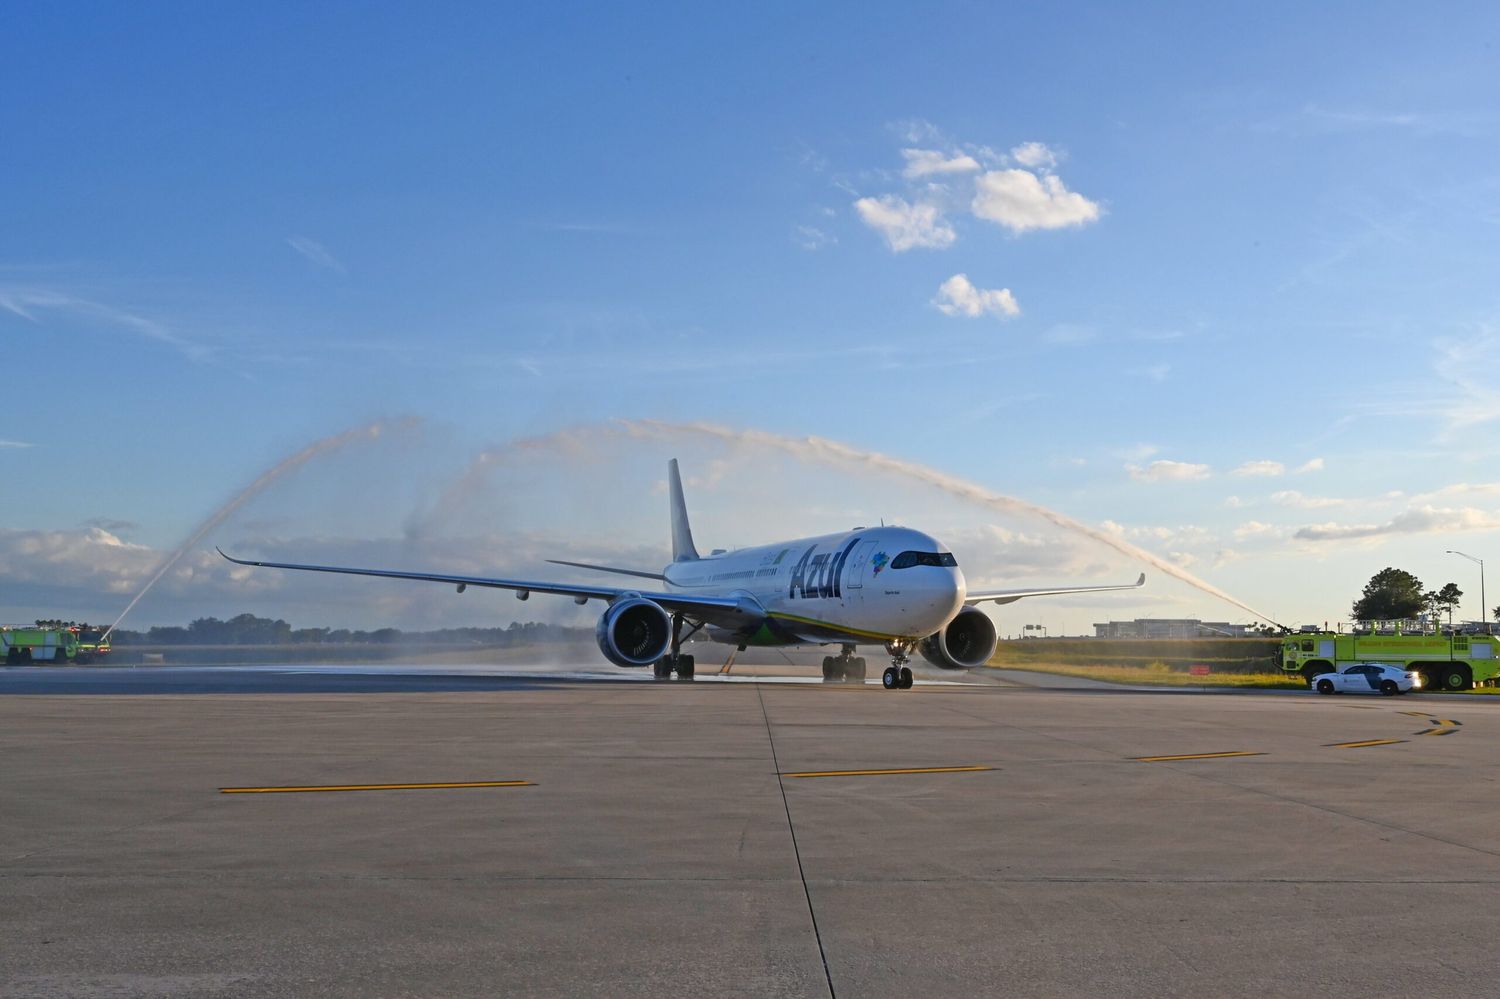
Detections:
[1433, 330, 1500, 436]
[1271, 490, 1346, 509]
[894, 119, 944, 144]
[0, 524, 677, 629]
[286, 235, 347, 274]
[1231, 460, 1286, 478]
[1295, 457, 1325, 474]
[901, 148, 981, 179]
[1010, 141, 1059, 169]
[0, 286, 208, 361]
[0, 527, 163, 598]
[1234, 520, 1278, 539]
[1296, 505, 1500, 541]
[1129, 363, 1171, 382]
[0, 439, 36, 448]
[1127, 460, 1212, 482]
[852, 195, 956, 252]
[849, 130, 1099, 258]
[1224, 496, 1245, 509]
[1412, 482, 1500, 504]
[1116, 443, 1161, 462]
[793, 225, 836, 251]
[932, 274, 1020, 319]
[1043, 324, 1096, 345]
[971, 169, 1102, 234]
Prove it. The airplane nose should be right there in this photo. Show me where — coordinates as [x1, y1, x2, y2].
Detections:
[945, 567, 967, 617]
[916, 567, 964, 628]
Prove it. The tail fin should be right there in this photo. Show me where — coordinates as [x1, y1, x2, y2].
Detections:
[667, 458, 700, 562]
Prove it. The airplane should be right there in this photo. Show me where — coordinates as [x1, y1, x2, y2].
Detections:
[219, 459, 1144, 690]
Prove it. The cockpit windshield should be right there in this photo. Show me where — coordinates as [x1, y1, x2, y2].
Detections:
[890, 550, 958, 569]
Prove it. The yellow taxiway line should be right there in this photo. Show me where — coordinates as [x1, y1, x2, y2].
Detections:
[1132, 751, 1265, 763]
[1324, 739, 1406, 749]
[781, 765, 994, 779]
[220, 780, 534, 794]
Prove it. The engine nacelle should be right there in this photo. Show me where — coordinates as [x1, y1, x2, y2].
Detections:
[918, 605, 998, 670]
[595, 596, 673, 668]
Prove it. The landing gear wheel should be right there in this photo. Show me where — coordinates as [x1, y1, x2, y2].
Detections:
[899, 666, 913, 689]
[821, 657, 835, 682]
[653, 659, 672, 680]
[675, 655, 695, 681]
[882, 666, 899, 689]
[845, 657, 867, 683]
[1316, 679, 1334, 695]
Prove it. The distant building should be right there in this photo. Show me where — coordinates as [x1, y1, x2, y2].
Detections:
[1092, 618, 1252, 639]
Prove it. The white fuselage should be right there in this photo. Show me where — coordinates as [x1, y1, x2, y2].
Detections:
[661, 526, 966, 647]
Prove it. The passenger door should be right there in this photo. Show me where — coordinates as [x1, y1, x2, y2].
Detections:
[841, 541, 878, 596]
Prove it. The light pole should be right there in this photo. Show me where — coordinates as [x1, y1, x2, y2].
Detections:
[1446, 550, 1486, 633]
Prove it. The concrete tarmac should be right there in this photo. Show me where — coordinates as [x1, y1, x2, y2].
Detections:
[2, 663, 1498, 997]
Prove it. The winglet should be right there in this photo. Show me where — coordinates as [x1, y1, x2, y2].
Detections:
[668, 458, 700, 562]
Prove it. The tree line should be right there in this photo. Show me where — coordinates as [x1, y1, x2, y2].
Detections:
[1352, 568, 1500, 624]
[35, 614, 590, 646]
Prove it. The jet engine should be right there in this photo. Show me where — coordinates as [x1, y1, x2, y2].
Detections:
[918, 605, 998, 670]
[595, 596, 673, 668]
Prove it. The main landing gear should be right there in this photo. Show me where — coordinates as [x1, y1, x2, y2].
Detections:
[653, 614, 700, 682]
[822, 644, 868, 684]
[881, 641, 914, 690]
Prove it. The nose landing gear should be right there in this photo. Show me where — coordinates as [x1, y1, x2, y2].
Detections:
[881, 642, 915, 690]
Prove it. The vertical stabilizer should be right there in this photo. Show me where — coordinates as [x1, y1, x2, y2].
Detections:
[668, 459, 700, 562]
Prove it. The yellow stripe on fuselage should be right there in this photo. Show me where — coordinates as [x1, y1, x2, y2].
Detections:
[765, 611, 910, 643]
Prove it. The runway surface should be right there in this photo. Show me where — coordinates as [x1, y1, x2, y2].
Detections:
[3, 662, 1497, 997]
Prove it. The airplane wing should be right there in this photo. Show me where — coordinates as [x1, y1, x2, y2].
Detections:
[966, 573, 1146, 606]
[545, 559, 667, 582]
[216, 549, 765, 630]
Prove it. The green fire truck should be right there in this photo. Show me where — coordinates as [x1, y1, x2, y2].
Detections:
[0, 626, 110, 664]
[2, 626, 81, 663]
[1280, 629, 1498, 691]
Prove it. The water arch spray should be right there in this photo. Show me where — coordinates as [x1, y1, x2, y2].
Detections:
[432, 419, 1279, 627]
[102, 418, 413, 641]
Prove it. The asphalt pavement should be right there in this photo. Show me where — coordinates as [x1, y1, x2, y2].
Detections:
[2, 663, 1496, 997]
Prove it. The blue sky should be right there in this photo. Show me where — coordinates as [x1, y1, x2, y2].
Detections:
[4, 2, 1500, 633]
